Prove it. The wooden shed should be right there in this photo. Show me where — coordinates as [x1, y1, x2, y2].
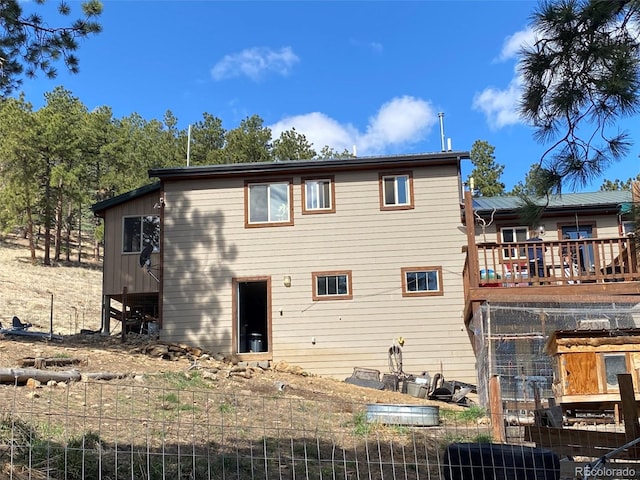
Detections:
[545, 328, 640, 413]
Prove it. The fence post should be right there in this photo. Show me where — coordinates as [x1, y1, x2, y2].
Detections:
[489, 374, 506, 443]
[121, 286, 128, 343]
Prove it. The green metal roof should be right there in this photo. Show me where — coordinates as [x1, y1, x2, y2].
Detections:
[473, 191, 632, 214]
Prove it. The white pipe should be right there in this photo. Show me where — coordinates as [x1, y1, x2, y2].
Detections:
[438, 112, 445, 152]
[186, 124, 192, 167]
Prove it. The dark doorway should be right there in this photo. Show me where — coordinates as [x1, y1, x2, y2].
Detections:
[236, 280, 269, 353]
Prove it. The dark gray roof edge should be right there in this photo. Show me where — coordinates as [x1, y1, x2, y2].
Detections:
[148, 151, 470, 179]
[91, 182, 161, 215]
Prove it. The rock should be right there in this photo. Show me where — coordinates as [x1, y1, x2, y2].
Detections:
[26, 378, 41, 389]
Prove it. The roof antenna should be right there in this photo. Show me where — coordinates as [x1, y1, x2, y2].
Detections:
[438, 112, 446, 152]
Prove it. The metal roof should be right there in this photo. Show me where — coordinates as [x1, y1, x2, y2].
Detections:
[148, 151, 470, 180]
[473, 191, 632, 214]
[90, 182, 161, 216]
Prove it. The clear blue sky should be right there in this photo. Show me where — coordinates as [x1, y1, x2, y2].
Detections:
[16, 0, 640, 192]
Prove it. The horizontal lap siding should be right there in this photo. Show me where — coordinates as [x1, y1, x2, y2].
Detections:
[161, 167, 476, 383]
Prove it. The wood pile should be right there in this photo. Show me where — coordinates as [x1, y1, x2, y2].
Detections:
[136, 341, 211, 361]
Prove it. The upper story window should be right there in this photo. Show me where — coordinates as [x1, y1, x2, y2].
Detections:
[401, 266, 443, 297]
[312, 271, 352, 301]
[123, 215, 160, 253]
[245, 179, 293, 227]
[500, 226, 528, 260]
[380, 172, 414, 210]
[302, 176, 335, 214]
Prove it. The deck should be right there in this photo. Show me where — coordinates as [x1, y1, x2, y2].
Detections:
[463, 233, 640, 322]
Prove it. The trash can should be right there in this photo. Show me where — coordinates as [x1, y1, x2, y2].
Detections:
[249, 333, 263, 352]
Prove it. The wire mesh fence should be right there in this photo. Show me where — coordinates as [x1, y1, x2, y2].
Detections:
[0, 377, 496, 480]
[2, 374, 640, 479]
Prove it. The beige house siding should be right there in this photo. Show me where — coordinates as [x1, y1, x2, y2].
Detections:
[477, 214, 622, 243]
[160, 165, 476, 383]
[101, 192, 160, 297]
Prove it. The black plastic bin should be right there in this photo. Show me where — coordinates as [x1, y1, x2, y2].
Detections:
[442, 442, 560, 480]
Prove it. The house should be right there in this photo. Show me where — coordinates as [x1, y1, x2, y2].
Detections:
[91, 152, 478, 383]
[463, 189, 640, 405]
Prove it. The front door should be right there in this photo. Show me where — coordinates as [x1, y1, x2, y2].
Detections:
[234, 278, 270, 354]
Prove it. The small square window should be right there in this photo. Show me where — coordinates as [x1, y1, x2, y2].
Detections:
[245, 179, 293, 227]
[401, 266, 443, 297]
[380, 172, 414, 210]
[123, 215, 160, 253]
[312, 271, 352, 300]
[302, 176, 335, 214]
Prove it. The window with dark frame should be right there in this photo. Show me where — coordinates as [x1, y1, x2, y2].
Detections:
[401, 266, 443, 297]
[500, 226, 528, 259]
[312, 271, 352, 300]
[123, 215, 160, 253]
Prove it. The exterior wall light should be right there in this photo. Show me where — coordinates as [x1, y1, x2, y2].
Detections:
[283, 275, 292, 288]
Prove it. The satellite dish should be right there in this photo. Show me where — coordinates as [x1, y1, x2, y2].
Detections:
[139, 244, 153, 268]
[139, 244, 159, 283]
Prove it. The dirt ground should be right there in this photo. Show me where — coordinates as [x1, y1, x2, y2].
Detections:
[0, 234, 469, 411]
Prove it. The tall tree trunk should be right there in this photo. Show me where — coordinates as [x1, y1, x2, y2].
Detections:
[54, 187, 64, 262]
[43, 179, 52, 267]
[65, 202, 72, 262]
[77, 202, 82, 263]
[25, 206, 36, 265]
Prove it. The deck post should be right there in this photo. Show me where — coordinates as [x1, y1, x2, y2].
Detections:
[464, 190, 480, 288]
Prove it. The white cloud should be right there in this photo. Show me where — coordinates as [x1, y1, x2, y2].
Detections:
[473, 78, 523, 130]
[496, 27, 535, 62]
[474, 27, 535, 130]
[211, 46, 299, 81]
[349, 38, 384, 54]
[268, 96, 436, 156]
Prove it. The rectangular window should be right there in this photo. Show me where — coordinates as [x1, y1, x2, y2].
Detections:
[312, 271, 352, 300]
[123, 215, 160, 253]
[302, 176, 335, 214]
[380, 172, 414, 210]
[622, 221, 635, 235]
[245, 179, 293, 227]
[500, 226, 528, 259]
[401, 266, 443, 297]
[603, 353, 627, 389]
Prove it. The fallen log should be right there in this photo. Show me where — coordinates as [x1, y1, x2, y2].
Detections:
[0, 368, 81, 385]
[84, 372, 128, 381]
[19, 357, 86, 368]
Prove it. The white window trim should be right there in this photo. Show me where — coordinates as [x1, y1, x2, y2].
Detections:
[312, 271, 353, 301]
[401, 266, 443, 297]
[245, 179, 293, 227]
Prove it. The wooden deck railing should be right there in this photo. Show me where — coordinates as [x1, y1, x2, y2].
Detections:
[465, 236, 640, 288]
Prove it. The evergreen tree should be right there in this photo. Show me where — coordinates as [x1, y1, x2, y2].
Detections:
[272, 128, 316, 161]
[0, 0, 103, 96]
[519, 0, 640, 194]
[467, 140, 505, 196]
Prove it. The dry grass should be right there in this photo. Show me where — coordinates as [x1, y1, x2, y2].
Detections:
[0, 235, 103, 335]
